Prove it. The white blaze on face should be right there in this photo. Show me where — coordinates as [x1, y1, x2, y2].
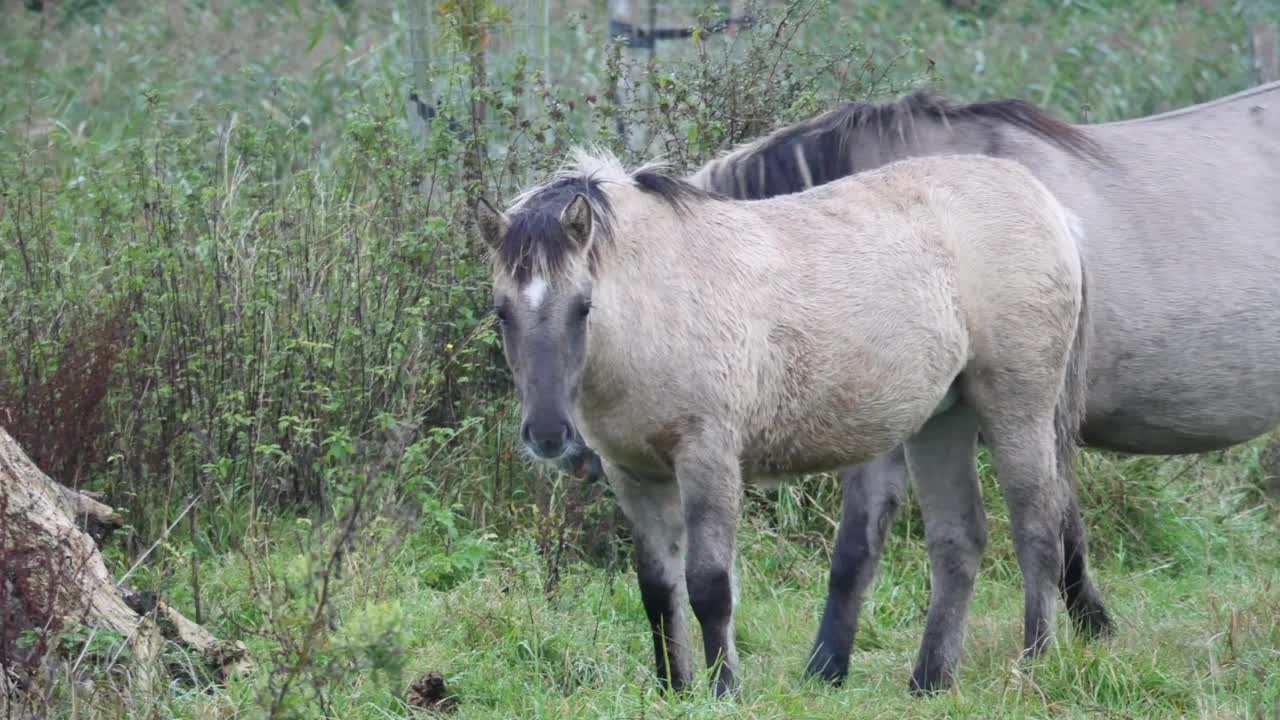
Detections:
[524, 276, 549, 311]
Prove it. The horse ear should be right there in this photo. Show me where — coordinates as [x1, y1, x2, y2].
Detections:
[560, 193, 593, 252]
[476, 197, 509, 251]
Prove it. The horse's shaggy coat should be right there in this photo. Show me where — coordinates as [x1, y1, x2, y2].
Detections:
[481, 148, 1090, 695]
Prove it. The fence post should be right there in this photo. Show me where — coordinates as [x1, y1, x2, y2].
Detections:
[1249, 16, 1279, 85]
[404, 0, 434, 143]
[456, 0, 490, 210]
[544, 0, 552, 86]
[608, 0, 652, 152]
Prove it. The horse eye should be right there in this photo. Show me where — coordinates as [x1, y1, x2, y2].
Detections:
[494, 306, 510, 324]
[575, 299, 592, 320]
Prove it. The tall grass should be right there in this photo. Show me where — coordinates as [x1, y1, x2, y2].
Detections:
[0, 0, 1275, 717]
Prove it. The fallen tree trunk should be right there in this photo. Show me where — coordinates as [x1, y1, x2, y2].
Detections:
[0, 427, 251, 706]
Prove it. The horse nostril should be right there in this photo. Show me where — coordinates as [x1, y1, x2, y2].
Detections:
[522, 418, 571, 459]
[540, 437, 560, 455]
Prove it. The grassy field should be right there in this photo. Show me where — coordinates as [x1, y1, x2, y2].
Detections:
[1, 0, 1278, 718]
[156, 445, 1280, 719]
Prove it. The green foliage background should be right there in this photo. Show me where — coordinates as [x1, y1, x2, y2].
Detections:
[0, 0, 1276, 717]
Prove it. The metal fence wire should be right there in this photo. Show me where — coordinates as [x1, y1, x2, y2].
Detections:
[399, 0, 755, 145]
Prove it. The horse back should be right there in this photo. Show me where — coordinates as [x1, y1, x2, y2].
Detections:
[1008, 84, 1280, 452]
[734, 155, 1084, 473]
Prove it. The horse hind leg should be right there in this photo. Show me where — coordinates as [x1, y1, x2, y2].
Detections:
[983, 433, 1109, 637]
[967, 370, 1069, 662]
[1061, 490, 1113, 638]
[805, 446, 907, 685]
[902, 406, 986, 695]
[606, 462, 695, 692]
[974, 414, 1110, 639]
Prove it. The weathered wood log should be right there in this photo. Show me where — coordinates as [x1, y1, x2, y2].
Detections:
[0, 427, 251, 704]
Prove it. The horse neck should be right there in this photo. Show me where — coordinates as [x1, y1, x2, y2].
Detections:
[688, 113, 999, 198]
[579, 199, 757, 402]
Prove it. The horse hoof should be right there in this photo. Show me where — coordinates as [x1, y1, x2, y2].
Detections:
[710, 668, 739, 699]
[908, 667, 953, 697]
[803, 653, 849, 686]
[1073, 602, 1115, 640]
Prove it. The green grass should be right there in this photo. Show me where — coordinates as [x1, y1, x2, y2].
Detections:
[2, 0, 1279, 717]
[140, 444, 1280, 719]
[43, 437, 1274, 718]
[0, 0, 401, 168]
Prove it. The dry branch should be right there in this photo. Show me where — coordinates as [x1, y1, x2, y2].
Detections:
[0, 427, 251, 704]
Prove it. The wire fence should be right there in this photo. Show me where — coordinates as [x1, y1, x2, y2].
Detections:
[398, 0, 758, 148]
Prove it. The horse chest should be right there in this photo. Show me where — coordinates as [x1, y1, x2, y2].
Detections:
[574, 408, 692, 477]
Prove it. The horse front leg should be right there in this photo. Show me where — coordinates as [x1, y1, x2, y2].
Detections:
[606, 461, 694, 692]
[676, 447, 743, 697]
[902, 406, 986, 695]
[806, 446, 907, 684]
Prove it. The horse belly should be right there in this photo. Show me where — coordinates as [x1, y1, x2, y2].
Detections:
[747, 378, 959, 478]
[1083, 326, 1280, 454]
[1084, 250, 1280, 453]
[1078, 110, 1280, 453]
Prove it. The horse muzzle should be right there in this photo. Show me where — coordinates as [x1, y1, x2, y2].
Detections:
[520, 415, 575, 460]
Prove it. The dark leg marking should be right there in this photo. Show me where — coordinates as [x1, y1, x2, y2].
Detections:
[806, 446, 908, 684]
[1060, 494, 1112, 638]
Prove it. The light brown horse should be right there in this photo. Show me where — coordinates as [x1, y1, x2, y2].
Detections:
[478, 148, 1090, 696]
[684, 80, 1280, 689]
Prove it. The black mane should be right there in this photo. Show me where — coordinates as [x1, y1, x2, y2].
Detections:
[631, 168, 721, 211]
[701, 91, 1108, 200]
[496, 164, 721, 284]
